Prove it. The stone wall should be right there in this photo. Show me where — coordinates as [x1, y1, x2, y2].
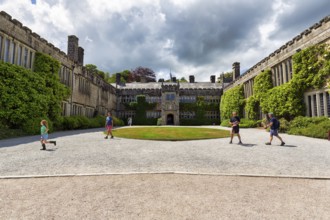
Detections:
[225, 15, 330, 92]
[0, 11, 116, 117]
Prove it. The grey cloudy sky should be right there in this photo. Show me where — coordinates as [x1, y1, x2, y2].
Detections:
[1, 0, 329, 81]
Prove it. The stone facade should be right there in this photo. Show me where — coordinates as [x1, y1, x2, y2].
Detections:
[2, 10, 329, 124]
[225, 15, 330, 118]
[114, 79, 222, 125]
[0, 11, 116, 118]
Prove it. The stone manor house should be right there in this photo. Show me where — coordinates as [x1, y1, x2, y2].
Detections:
[0, 11, 329, 125]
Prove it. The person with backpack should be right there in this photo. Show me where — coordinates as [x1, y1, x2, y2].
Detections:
[264, 113, 285, 146]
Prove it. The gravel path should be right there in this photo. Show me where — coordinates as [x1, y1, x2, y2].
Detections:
[0, 126, 329, 178]
[0, 126, 329, 219]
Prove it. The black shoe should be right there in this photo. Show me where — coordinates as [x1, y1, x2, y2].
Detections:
[49, 141, 56, 146]
[104, 136, 108, 139]
[238, 141, 243, 144]
[280, 142, 285, 146]
[40, 144, 46, 150]
[229, 141, 232, 144]
[265, 142, 271, 145]
[111, 136, 114, 139]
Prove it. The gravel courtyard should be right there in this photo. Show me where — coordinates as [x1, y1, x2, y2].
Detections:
[0, 126, 329, 219]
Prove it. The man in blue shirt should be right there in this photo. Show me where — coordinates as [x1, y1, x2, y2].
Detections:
[265, 113, 285, 146]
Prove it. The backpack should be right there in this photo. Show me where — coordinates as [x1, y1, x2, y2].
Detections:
[273, 118, 280, 129]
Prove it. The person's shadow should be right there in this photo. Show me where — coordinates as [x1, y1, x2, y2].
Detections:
[239, 143, 255, 147]
[280, 144, 297, 148]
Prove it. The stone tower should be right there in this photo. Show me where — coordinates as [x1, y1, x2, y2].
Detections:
[68, 35, 79, 63]
[78, 46, 84, 66]
[232, 62, 240, 80]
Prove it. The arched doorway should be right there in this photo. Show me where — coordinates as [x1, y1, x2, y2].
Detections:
[166, 114, 174, 125]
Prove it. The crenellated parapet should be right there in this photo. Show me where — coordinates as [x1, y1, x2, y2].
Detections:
[225, 15, 330, 92]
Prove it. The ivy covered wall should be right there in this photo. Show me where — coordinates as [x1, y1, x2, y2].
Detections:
[0, 52, 69, 132]
[222, 43, 330, 121]
[220, 85, 244, 120]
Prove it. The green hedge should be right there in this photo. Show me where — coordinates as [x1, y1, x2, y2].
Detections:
[288, 116, 330, 139]
[0, 55, 69, 129]
[220, 118, 259, 128]
[220, 85, 245, 120]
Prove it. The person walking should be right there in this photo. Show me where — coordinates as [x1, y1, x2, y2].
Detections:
[105, 112, 114, 139]
[229, 111, 243, 144]
[40, 120, 56, 150]
[127, 117, 132, 126]
[264, 113, 285, 146]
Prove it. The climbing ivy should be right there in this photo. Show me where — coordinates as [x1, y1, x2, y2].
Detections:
[241, 44, 330, 120]
[220, 85, 244, 120]
[244, 95, 259, 120]
[128, 95, 157, 125]
[253, 69, 273, 101]
[0, 53, 69, 133]
[291, 43, 330, 91]
[244, 69, 273, 119]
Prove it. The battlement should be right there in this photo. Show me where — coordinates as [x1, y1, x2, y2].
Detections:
[225, 14, 330, 90]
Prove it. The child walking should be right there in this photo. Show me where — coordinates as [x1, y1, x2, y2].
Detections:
[40, 120, 56, 150]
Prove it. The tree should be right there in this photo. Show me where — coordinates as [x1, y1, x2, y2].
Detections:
[107, 70, 133, 83]
[85, 64, 106, 79]
[218, 72, 233, 84]
[179, 77, 188, 82]
[131, 66, 156, 82]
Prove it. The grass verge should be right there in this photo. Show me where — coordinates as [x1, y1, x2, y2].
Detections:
[112, 126, 230, 141]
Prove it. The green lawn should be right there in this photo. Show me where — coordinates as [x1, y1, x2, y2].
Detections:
[112, 126, 230, 141]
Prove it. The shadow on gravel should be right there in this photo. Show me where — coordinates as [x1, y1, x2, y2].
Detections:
[280, 144, 297, 148]
[0, 128, 104, 148]
[239, 143, 256, 147]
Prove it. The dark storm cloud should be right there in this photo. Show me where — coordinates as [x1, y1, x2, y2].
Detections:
[159, 0, 273, 65]
[270, 0, 330, 41]
[4, 0, 326, 79]
[74, 0, 275, 75]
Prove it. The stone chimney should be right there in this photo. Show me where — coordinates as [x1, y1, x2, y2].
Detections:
[67, 35, 79, 63]
[189, 75, 195, 83]
[78, 47, 84, 66]
[232, 62, 240, 80]
[210, 75, 216, 83]
[116, 73, 121, 84]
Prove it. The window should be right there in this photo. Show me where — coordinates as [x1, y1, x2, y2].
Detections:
[4, 38, 10, 62]
[320, 93, 324, 116]
[23, 48, 28, 67]
[10, 42, 16, 64]
[308, 95, 312, 117]
[17, 45, 22, 65]
[0, 35, 2, 60]
[327, 93, 330, 116]
[29, 51, 33, 68]
[166, 93, 175, 101]
[313, 95, 317, 116]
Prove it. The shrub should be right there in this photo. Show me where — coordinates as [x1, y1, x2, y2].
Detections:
[278, 118, 290, 133]
[220, 118, 258, 128]
[239, 118, 259, 128]
[288, 116, 330, 139]
[113, 116, 125, 126]
[22, 116, 53, 135]
[157, 118, 163, 126]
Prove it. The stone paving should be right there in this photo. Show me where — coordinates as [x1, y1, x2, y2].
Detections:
[0, 126, 329, 178]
